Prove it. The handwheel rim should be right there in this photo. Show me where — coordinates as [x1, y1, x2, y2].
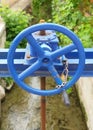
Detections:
[7, 23, 85, 96]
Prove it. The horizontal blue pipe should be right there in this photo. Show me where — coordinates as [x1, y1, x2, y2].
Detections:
[0, 48, 93, 77]
[0, 49, 25, 59]
[0, 48, 93, 59]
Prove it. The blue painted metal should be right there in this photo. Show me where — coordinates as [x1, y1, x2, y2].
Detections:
[7, 23, 85, 96]
[30, 30, 59, 57]
[0, 49, 26, 77]
[0, 48, 93, 77]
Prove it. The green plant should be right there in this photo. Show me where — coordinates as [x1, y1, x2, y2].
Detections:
[52, 0, 93, 48]
[0, 5, 31, 48]
[4, 77, 13, 86]
[31, 0, 52, 22]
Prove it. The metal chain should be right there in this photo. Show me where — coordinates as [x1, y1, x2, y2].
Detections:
[62, 59, 69, 82]
[56, 59, 69, 88]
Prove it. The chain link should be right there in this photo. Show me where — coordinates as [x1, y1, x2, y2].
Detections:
[56, 58, 69, 88]
[62, 59, 69, 82]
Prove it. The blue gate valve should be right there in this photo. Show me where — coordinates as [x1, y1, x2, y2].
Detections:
[7, 23, 85, 96]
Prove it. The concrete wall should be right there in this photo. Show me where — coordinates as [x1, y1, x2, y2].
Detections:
[1, 0, 19, 6]
[0, 17, 6, 48]
[76, 78, 93, 130]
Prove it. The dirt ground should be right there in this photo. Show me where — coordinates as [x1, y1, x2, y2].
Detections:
[46, 77, 87, 130]
[1, 77, 87, 130]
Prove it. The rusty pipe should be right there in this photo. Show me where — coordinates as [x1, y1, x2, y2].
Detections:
[40, 77, 46, 130]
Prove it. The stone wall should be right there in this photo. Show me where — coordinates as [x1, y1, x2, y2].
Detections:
[0, 17, 6, 48]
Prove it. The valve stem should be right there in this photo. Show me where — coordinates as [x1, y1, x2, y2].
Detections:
[39, 19, 46, 35]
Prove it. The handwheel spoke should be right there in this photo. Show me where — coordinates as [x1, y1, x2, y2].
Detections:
[26, 34, 44, 57]
[48, 65, 62, 85]
[51, 44, 76, 60]
[18, 60, 41, 81]
[7, 23, 85, 96]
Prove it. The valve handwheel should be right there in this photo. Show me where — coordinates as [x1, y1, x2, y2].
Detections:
[7, 23, 85, 96]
